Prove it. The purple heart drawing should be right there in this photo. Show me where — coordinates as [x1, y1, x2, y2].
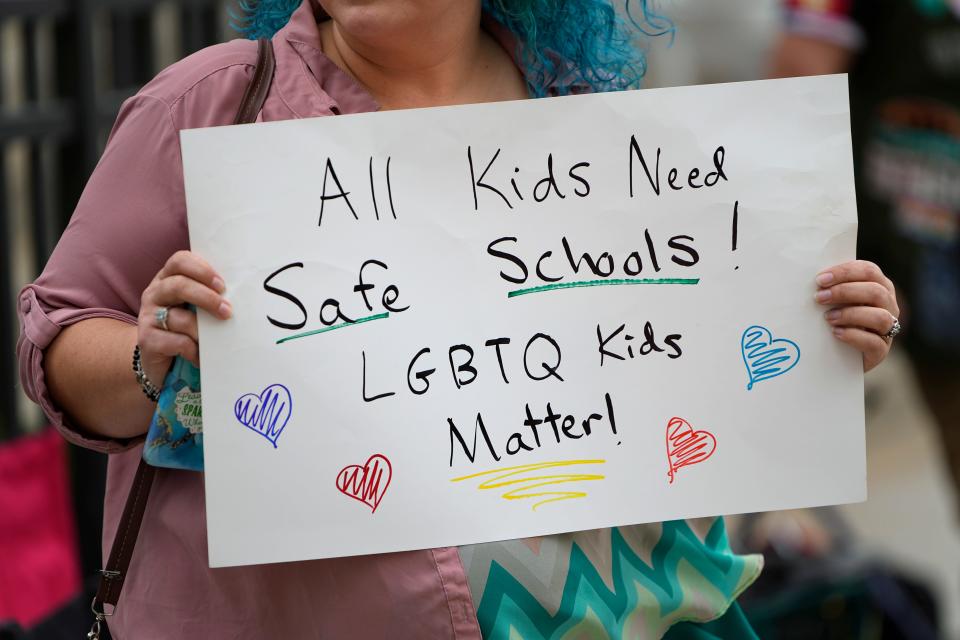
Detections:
[233, 384, 292, 448]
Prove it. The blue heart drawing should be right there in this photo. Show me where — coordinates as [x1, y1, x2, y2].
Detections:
[741, 325, 800, 390]
[233, 384, 292, 448]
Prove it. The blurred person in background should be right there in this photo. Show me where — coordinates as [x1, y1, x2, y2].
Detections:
[772, 0, 960, 512]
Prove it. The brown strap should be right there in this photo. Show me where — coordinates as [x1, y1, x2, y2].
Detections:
[234, 37, 276, 125]
[92, 37, 275, 621]
[92, 458, 156, 614]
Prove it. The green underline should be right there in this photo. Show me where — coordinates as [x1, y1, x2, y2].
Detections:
[276, 312, 390, 344]
[508, 278, 700, 298]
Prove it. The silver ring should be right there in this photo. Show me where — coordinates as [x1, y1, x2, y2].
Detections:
[155, 306, 170, 332]
[884, 316, 901, 339]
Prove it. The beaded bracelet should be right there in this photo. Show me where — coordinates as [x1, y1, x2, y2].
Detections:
[133, 345, 161, 403]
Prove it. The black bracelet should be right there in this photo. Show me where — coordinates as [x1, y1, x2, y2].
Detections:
[133, 345, 161, 403]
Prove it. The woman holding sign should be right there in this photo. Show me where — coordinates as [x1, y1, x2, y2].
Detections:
[17, 0, 899, 638]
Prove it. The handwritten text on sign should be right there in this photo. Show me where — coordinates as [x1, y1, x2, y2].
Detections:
[182, 75, 865, 567]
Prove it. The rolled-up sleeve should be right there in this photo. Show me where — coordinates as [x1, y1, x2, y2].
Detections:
[17, 93, 189, 452]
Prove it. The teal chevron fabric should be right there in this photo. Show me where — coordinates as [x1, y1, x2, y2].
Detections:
[459, 518, 762, 639]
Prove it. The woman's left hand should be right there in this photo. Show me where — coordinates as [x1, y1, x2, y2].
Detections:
[815, 260, 899, 372]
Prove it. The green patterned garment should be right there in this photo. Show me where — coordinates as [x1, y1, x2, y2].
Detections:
[458, 518, 762, 639]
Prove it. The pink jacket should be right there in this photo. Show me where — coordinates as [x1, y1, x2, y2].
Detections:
[17, 1, 492, 637]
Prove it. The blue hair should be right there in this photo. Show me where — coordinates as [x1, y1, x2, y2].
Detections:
[233, 1, 672, 96]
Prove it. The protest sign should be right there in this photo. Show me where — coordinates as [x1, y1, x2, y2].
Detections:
[181, 74, 864, 567]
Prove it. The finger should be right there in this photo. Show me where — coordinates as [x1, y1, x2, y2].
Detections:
[163, 307, 199, 343]
[815, 281, 897, 314]
[151, 275, 231, 319]
[141, 327, 200, 366]
[159, 250, 225, 293]
[824, 305, 897, 336]
[832, 326, 889, 372]
[817, 260, 894, 294]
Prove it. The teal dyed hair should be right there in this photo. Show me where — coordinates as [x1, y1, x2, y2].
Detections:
[232, 1, 672, 96]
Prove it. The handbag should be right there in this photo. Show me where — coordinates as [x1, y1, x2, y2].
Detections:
[87, 36, 276, 640]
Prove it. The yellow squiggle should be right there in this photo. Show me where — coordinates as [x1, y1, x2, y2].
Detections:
[450, 459, 606, 511]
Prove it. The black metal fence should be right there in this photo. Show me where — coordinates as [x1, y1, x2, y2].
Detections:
[1, 0, 232, 606]
[2, 0, 233, 435]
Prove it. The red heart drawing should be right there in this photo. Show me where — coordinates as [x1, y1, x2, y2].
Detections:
[666, 417, 716, 484]
[336, 454, 392, 513]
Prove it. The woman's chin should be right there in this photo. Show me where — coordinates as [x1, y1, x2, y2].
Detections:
[320, 0, 464, 44]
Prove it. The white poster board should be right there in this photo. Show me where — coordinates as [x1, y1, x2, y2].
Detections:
[181, 74, 864, 568]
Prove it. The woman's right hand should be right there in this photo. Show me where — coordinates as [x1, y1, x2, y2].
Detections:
[137, 250, 232, 383]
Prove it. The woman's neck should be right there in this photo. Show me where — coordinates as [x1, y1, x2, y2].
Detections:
[318, 10, 528, 110]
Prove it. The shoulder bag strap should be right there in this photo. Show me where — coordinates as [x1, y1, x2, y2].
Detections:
[89, 37, 276, 637]
[234, 37, 277, 125]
